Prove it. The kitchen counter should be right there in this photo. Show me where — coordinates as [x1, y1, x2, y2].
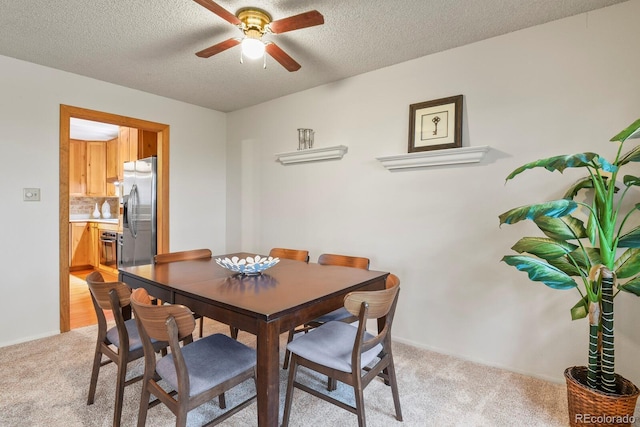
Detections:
[69, 214, 118, 225]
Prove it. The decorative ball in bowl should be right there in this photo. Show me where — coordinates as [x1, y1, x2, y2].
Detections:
[215, 255, 280, 276]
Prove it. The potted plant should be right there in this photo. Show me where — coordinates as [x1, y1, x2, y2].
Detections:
[499, 117, 640, 426]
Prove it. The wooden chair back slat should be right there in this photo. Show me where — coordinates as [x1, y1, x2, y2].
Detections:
[154, 249, 212, 264]
[385, 273, 400, 289]
[130, 288, 195, 341]
[86, 271, 131, 310]
[269, 248, 309, 263]
[349, 275, 400, 359]
[318, 253, 370, 270]
[344, 282, 399, 319]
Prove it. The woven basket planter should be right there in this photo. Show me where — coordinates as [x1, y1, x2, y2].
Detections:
[565, 366, 640, 427]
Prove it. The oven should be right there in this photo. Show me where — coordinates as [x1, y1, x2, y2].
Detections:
[99, 231, 118, 268]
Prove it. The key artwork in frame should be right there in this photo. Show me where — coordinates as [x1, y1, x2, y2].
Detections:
[408, 95, 463, 153]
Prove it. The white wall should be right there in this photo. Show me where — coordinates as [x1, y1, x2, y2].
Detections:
[0, 56, 227, 346]
[2, 0, 638, 387]
[227, 0, 640, 384]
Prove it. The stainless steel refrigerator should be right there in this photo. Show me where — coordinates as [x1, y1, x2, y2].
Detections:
[119, 156, 157, 267]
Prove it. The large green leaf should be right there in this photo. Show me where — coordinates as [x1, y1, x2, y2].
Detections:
[534, 216, 587, 240]
[563, 177, 594, 199]
[505, 153, 599, 181]
[589, 169, 610, 203]
[499, 200, 578, 226]
[610, 117, 640, 143]
[511, 237, 578, 260]
[622, 175, 640, 187]
[618, 145, 640, 166]
[502, 255, 578, 290]
[568, 248, 603, 270]
[618, 277, 640, 296]
[614, 249, 640, 279]
[548, 256, 584, 277]
[586, 211, 598, 246]
[618, 225, 640, 248]
[563, 176, 617, 199]
[570, 296, 589, 320]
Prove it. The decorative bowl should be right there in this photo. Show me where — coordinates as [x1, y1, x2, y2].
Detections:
[215, 255, 280, 276]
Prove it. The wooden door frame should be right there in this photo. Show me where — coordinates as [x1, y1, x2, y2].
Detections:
[59, 105, 170, 332]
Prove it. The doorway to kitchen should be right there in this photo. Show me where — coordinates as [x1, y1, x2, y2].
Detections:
[59, 105, 171, 332]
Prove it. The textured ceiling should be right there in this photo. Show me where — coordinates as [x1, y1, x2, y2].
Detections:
[0, 0, 627, 113]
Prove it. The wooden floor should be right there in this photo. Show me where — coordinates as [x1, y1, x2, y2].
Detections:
[70, 269, 117, 329]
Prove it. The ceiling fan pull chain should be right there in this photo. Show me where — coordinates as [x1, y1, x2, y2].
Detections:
[263, 53, 267, 69]
[240, 49, 244, 64]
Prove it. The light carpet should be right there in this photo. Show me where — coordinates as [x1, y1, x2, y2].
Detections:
[0, 319, 623, 427]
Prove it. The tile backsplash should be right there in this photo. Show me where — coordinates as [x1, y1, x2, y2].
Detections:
[70, 197, 119, 217]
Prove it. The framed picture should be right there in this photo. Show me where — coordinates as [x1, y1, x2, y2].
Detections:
[408, 95, 463, 153]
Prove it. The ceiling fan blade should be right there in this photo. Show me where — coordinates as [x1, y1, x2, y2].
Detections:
[196, 38, 240, 58]
[269, 10, 324, 34]
[193, 0, 241, 26]
[265, 43, 301, 72]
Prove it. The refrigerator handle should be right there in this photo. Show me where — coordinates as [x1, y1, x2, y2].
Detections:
[122, 195, 129, 229]
[130, 184, 139, 238]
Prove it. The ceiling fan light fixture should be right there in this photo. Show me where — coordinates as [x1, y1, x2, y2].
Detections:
[193, 2, 322, 72]
[241, 37, 265, 60]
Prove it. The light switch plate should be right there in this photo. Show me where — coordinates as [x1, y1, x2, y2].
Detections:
[23, 188, 40, 201]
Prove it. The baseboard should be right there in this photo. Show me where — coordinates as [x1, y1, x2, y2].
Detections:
[0, 330, 60, 349]
[392, 336, 565, 385]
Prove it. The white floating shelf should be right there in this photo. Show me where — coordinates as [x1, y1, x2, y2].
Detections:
[275, 145, 348, 165]
[376, 145, 490, 171]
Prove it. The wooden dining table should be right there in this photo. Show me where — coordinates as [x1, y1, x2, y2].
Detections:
[118, 252, 388, 427]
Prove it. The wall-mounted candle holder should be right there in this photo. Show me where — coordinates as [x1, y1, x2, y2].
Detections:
[297, 128, 315, 150]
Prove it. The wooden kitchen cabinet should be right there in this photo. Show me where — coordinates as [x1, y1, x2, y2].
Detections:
[86, 141, 107, 196]
[138, 130, 158, 159]
[105, 138, 119, 196]
[70, 126, 155, 198]
[69, 140, 87, 196]
[117, 126, 138, 181]
[126, 127, 138, 161]
[70, 222, 102, 269]
[69, 222, 93, 269]
[70, 138, 108, 197]
[90, 223, 100, 268]
[115, 126, 158, 180]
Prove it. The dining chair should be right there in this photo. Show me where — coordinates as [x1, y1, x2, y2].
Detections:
[154, 248, 213, 264]
[281, 274, 402, 427]
[269, 247, 310, 263]
[130, 287, 257, 427]
[85, 271, 168, 427]
[230, 247, 310, 339]
[154, 248, 213, 338]
[282, 253, 370, 370]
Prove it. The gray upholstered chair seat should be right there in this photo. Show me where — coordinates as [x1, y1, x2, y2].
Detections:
[313, 307, 353, 323]
[106, 318, 165, 353]
[156, 333, 256, 397]
[106, 318, 143, 351]
[286, 321, 381, 373]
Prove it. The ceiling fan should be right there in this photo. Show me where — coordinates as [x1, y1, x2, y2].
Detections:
[193, 0, 324, 72]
